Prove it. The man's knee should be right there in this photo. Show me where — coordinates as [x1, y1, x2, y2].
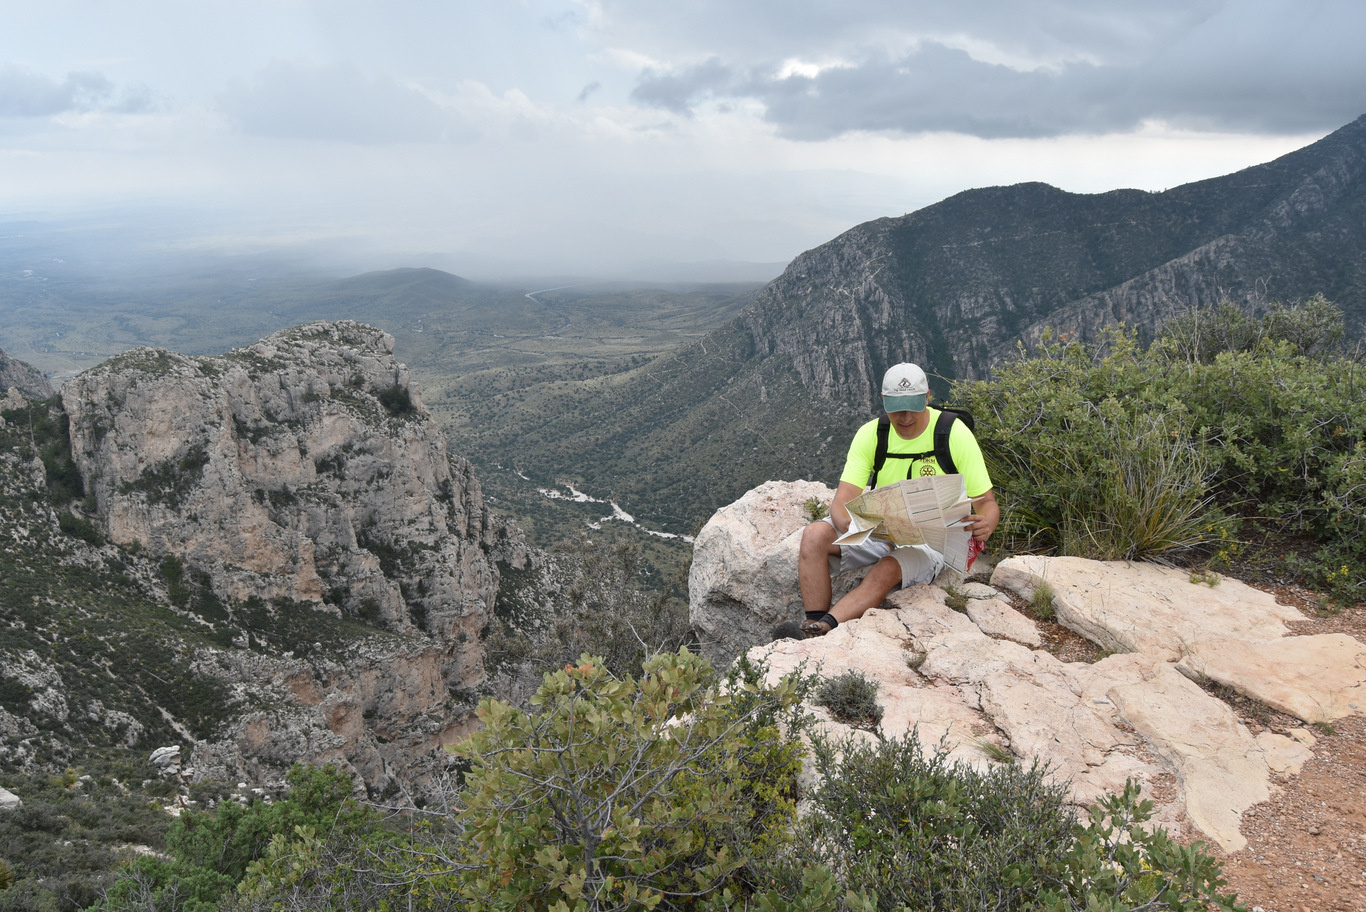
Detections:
[799, 520, 838, 559]
[863, 555, 903, 594]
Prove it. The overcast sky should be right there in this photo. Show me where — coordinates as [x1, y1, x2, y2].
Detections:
[2, 0, 1363, 278]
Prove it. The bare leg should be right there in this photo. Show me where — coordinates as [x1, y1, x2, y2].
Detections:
[798, 521, 841, 616]
[828, 556, 902, 624]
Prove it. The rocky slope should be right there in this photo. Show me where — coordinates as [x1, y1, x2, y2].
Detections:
[691, 481, 1366, 855]
[742, 113, 1366, 409]
[0, 348, 53, 399]
[1, 326, 532, 797]
[479, 114, 1366, 533]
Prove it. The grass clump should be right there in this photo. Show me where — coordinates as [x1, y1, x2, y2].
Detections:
[1029, 580, 1057, 622]
[802, 496, 830, 521]
[814, 670, 883, 730]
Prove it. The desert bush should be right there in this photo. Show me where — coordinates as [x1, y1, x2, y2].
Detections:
[800, 730, 1076, 912]
[814, 671, 882, 729]
[959, 328, 1223, 563]
[958, 302, 1366, 600]
[377, 383, 415, 416]
[58, 511, 105, 546]
[802, 496, 830, 521]
[92, 764, 387, 912]
[1038, 781, 1246, 912]
[443, 650, 815, 911]
[1160, 295, 1346, 363]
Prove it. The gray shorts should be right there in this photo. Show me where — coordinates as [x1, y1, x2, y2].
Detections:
[821, 517, 945, 588]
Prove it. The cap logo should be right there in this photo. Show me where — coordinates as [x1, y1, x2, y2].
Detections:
[897, 377, 915, 390]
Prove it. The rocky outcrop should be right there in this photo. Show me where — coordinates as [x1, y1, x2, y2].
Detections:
[693, 481, 1362, 853]
[63, 321, 526, 644]
[34, 321, 534, 796]
[0, 348, 54, 400]
[993, 556, 1366, 723]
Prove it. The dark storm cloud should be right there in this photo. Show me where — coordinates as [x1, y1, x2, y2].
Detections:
[630, 58, 735, 116]
[220, 61, 454, 144]
[0, 65, 154, 118]
[620, 1, 1366, 139]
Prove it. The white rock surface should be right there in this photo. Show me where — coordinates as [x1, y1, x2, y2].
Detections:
[965, 597, 1043, 646]
[703, 481, 1366, 853]
[0, 786, 20, 810]
[993, 556, 1366, 723]
[689, 479, 838, 666]
[150, 746, 183, 776]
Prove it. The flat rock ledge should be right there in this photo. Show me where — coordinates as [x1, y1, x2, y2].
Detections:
[697, 481, 1363, 853]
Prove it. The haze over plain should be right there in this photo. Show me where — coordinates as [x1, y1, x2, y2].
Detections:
[2, 0, 1364, 278]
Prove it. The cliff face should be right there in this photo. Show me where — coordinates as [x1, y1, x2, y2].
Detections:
[0, 348, 53, 399]
[13, 321, 535, 795]
[63, 321, 523, 643]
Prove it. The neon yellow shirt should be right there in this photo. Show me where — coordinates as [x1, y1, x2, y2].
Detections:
[839, 408, 993, 498]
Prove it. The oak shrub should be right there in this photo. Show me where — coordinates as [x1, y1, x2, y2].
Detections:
[957, 298, 1365, 602]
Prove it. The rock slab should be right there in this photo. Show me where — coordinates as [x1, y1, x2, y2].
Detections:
[702, 481, 1362, 853]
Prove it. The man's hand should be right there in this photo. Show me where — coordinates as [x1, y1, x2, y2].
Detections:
[828, 481, 865, 534]
[963, 489, 1000, 542]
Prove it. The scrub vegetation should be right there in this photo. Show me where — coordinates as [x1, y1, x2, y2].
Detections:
[959, 296, 1365, 604]
[71, 654, 1242, 912]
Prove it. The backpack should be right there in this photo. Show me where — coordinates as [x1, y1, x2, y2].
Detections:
[866, 406, 975, 489]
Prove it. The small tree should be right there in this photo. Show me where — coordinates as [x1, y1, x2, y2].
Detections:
[448, 650, 813, 911]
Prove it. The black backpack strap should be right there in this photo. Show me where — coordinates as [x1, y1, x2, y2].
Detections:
[867, 416, 891, 489]
[867, 411, 962, 488]
[933, 410, 958, 476]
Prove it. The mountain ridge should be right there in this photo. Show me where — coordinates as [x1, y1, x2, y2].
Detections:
[482, 113, 1366, 532]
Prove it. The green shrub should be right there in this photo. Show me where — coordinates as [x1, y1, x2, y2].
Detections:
[377, 383, 414, 416]
[958, 302, 1366, 599]
[1160, 295, 1345, 363]
[800, 731, 1076, 912]
[58, 511, 105, 546]
[802, 496, 830, 521]
[960, 328, 1222, 562]
[94, 764, 385, 912]
[814, 671, 882, 730]
[447, 650, 813, 911]
[1039, 781, 1246, 912]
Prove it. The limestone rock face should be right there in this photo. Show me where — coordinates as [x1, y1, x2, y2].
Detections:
[735, 116, 1366, 408]
[63, 321, 526, 645]
[52, 321, 532, 794]
[689, 479, 843, 667]
[702, 480, 1362, 853]
[0, 348, 54, 400]
[993, 556, 1366, 722]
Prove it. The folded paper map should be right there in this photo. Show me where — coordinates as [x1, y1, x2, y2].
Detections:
[835, 474, 975, 573]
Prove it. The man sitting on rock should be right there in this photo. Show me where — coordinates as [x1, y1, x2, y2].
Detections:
[778, 363, 999, 639]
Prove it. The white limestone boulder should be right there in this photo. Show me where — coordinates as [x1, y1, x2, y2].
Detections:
[991, 555, 1366, 724]
[689, 479, 836, 666]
